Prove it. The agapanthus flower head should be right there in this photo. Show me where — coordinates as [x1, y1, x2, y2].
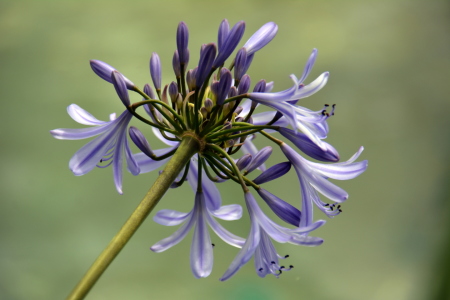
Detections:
[51, 19, 367, 280]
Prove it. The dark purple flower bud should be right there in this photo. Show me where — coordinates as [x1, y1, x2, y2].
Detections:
[143, 83, 156, 99]
[243, 22, 278, 55]
[168, 81, 179, 103]
[253, 79, 266, 93]
[150, 53, 162, 90]
[228, 86, 237, 98]
[204, 98, 213, 112]
[236, 154, 252, 170]
[210, 80, 219, 97]
[213, 21, 246, 68]
[217, 19, 230, 52]
[279, 127, 340, 162]
[257, 188, 301, 226]
[111, 71, 130, 106]
[90, 60, 135, 89]
[129, 126, 154, 158]
[215, 69, 232, 105]
[176, 22, 189, 65]
[186, 68, 197, 91]
[200, 107, 208, 119]
[195, 43, 217, 88]
[246, 146, 272, 173]
[253, 162, 291, 184]
[238, 74, 251, 94]
[234, 48, 247, 80]
[172, 50, 181, 78]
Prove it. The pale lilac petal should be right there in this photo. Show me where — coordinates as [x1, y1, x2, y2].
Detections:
[308, 160, 368, 180]
[112, 129, 125, 194]
[298, 48, 317, 83]
[150, 215, 195, 253]
[69, 128, 118, 176]
[295, 72, 329, 99]
[220, 214, 260, 281]
[289, 235, 323, 246]
[211, 204, 242, 220]
[67, 104, 107, 125]
[205, 214, 245, 248]
[50, 126, 110, 140]
[154, 209, 191, 226]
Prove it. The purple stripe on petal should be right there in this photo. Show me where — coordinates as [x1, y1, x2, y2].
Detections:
[190, 192, 213, 278]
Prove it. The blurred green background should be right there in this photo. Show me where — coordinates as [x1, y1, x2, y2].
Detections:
[1, 0, 449, 299]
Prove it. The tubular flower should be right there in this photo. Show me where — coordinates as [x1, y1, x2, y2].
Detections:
[51, 19, 367, 280]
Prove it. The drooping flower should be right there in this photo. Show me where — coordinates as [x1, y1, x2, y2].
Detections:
[220, 192, 325, 280]
[281, 143, 368, 222]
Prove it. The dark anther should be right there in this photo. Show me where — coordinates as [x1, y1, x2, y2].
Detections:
[332, 104, 336, 107]
[271, 261, 276, 264]
[100, 159, 103, 163]
[280, 266, 285, 269]
[289, 265, 294, 268]
[324, 104, 329, 107]
[284, 255, 289, 258]
[278, 270, 283, 275]
[321, 110, 326, 115]
[338, 209, 342, 213]
[330, 206, 334, 211]
[325, 112, 330, 117]
[324, 203, 329, 206]
[337, 205, 341, 209]
[259, 268, 263, 271]
[211, 243, 215, 247]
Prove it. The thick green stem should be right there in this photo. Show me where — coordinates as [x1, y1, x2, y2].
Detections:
[66, 135, 200, 300]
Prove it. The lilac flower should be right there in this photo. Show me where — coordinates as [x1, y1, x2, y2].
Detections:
[220, 192, 325, 280]
[150, 157, 245, 278]
[53, 19, 367, 284]
[281, 143, 368, 222]
[50, 105, 138, 194]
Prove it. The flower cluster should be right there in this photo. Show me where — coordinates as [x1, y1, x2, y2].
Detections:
[51, 20, 367, 280]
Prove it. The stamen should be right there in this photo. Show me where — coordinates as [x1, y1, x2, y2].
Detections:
[284, 255, 289, 258]
[259, 268, 263, 272]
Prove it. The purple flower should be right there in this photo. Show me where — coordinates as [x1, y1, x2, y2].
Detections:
[281, 143, 368, 223]
[150, 163, 244, 278]
[220, 192, 325, 280]
[50, 105, 138, 194]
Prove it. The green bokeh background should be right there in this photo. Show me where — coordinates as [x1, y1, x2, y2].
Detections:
[1, 0, 449, 299]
